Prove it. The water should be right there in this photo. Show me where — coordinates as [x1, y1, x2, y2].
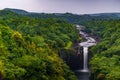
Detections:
[75, 71, 89, 80]
[75, 25, 96, 80]
[75, 46, 90, 80]
[83, 47, 89, 71]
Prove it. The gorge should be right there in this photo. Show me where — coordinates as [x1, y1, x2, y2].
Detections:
[75, 25, 97, 80]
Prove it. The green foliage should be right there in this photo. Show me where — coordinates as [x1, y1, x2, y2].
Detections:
[83, 19, 120, 80]
[0, 10, 78, 80]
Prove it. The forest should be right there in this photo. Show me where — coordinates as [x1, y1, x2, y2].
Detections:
[0, 8, 120, 80]
[83, 20, 120, 80]
[0, 9, 79, 80]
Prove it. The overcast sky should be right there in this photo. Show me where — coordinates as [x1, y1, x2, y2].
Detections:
[0, 0, 120, 14]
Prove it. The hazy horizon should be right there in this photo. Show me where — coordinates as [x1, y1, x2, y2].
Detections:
[0, 0, 120, 14]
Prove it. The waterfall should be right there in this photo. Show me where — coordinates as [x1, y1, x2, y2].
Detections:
[75, 25, 97, 80]
[83, 47, 88, 71]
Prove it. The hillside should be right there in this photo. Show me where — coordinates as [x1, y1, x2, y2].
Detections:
[0, 9, 79, 80]
[83, 19, 120, 80]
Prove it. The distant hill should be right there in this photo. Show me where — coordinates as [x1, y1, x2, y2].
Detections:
[90, 13, 120, 19]
[4, 8, 29, 15]
[2, 8, 120, 24]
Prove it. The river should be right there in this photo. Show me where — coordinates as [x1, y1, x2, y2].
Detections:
[75, 25, 96, 80]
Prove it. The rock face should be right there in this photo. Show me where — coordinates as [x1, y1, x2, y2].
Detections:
[58, 47, 83, 70]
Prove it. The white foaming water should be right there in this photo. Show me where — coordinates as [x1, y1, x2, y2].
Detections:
[79, 31, 96, 72]
[75, 25, 97, 80]
[83, 47, 89, 71]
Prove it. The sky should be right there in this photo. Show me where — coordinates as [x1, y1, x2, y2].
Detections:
[0, 0, 120, 14]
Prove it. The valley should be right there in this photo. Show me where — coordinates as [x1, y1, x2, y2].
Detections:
[0, 8, 120, 80]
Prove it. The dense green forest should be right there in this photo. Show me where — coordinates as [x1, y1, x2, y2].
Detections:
[83, 20, 120, 80]
[1, 8, 120, 80]
[0, 10, 79, 80]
